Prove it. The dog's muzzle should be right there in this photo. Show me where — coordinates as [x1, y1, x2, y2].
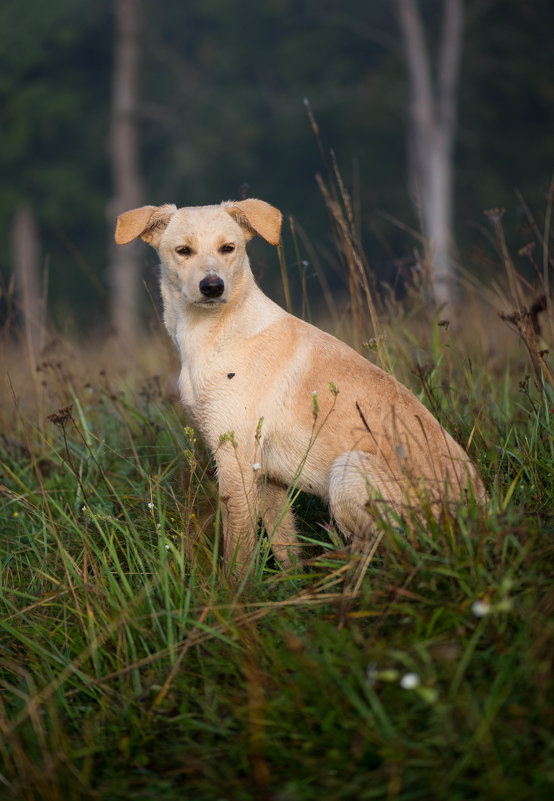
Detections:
[199, 274, 225, 299]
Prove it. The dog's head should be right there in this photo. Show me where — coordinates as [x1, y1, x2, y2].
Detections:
[115, 199, 282, 308]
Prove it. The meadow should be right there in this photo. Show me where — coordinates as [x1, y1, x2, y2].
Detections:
[1, 190, 553, 800]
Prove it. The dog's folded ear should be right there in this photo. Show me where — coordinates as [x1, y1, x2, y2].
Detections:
[225, 199, 282, 246]
[115, 204, 177, 248]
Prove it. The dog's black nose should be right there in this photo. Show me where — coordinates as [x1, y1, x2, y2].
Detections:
[199, 275, 225, 299]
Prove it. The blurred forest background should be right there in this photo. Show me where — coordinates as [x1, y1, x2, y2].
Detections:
[1, 0, 553, 344]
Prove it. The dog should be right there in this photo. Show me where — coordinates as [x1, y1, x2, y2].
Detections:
[115, 198, 486, 571]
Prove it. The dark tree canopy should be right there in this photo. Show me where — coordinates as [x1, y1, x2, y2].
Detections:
[0, 0, 552, 329]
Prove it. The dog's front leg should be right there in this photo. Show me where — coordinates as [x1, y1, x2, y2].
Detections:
[261, 482, 302, 566]
[216, 448, 261, 575]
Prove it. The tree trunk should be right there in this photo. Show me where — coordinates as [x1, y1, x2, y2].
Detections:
[108, 0, 143, 345]
[12, 205, 43, 359]
[396, 0, 463, 309]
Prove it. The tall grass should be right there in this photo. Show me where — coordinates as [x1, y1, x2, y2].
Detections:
[0, 182, 553, 800]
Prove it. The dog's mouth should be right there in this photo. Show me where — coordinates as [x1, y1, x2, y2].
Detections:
[193, 297, 227, 307]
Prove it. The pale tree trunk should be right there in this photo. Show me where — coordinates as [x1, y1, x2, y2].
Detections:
[108, 0, 143, 345]
[396, 0, 463, 309]
[12, 205, 43, 360]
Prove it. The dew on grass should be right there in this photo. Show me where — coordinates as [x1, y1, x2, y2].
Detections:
[472, 600, 491, 617]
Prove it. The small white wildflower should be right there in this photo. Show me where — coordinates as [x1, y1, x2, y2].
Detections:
[82, 506, 87, 512]
[252, 462, 262, 471]
[165, 544, 170, 550]
[472, 600, 491, 618]
[400, 673, 420, 690]
[147, 502, 153, 510]
[311, 390, 317, 396]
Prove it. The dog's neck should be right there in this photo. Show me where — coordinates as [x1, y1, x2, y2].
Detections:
[162, 259, 285, 366]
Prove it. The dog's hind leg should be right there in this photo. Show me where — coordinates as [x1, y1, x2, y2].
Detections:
[328, 451, 403, 550]
[261, 482, 302, 566]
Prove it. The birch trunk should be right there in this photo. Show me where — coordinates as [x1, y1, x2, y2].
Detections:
[108, 0, 143, 345]
[396, 0, 463, 309]
[12, 205, 43, 360]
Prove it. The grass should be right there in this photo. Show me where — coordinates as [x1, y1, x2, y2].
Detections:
[1, 186, 554, 799]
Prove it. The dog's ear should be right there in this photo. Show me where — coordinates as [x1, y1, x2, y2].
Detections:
[115, 204, 177, 248]
[225, 199, 282, 246]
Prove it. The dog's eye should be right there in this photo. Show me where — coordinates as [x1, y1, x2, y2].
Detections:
[175, 245, 192, 256]
[220, 243, 235, 254]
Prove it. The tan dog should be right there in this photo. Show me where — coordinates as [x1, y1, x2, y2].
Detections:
[115, 199, 486, 570]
